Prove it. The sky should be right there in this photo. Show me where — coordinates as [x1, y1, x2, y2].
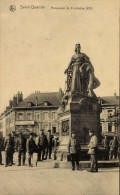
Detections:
[0, 0, 119, 113]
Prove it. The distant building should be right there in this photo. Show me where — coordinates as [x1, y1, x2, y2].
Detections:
[0, 89, 63, 137]
[99, 92, 120, 136]
[0, 90, 119, 138]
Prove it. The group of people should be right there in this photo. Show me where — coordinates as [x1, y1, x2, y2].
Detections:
[68, 129, 98, 172]
[102, 135, 119, 160]
[0, 129, 57, 167]
[0, 129, 119, 172]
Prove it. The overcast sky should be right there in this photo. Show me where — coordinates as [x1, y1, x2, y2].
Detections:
[0, 0, 119, 113]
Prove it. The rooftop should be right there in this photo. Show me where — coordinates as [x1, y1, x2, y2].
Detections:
[99, 96, 119, 106]
[16, 91, 62, 108]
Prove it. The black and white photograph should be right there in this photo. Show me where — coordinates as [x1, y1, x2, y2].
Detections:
[0, 0, 119, 195]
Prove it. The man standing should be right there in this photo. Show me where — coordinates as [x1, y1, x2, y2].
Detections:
[102, 135, 109, 151]
[11, 131, 15, 165]
[68, 132, 81, 171]
[45, 130, 54, 159]
[4, 134, 13, 167]
[109, 136, 119, 160]
[27, 133, 37, 167]
[88, 130, 98, 172]
[16, 132, 26, 166]
[37, 129, 48, 161]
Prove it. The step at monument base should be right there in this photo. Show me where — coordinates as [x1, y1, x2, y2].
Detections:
[36, 160, 119, 169]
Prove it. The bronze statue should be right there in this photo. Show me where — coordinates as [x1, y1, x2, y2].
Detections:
[64, 44, 100, 97]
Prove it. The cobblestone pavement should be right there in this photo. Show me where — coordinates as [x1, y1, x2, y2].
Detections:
[0, 152, 119, 195]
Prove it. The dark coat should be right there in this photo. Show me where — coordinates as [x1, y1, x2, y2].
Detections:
[27, 138, 37, 154]
[46, 134, 54, 147]
[68, 137, 80, 154]
[4, 137, 13, 151]
[16, 136, 26, 151]
[37, 134, 48, 148]
[0, 138, 4, 151]
[11, 137, 15, 152]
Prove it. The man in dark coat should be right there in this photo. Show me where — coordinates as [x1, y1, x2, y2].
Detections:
[45, 130, 54, 159]
[27, 133, 37, 167]
[4, 134, 13, 167]
[37, 129, 48, 161]
[88, 129, 98, 172]
[11, 131, 15, 165]
[109, 136, 119, 160]
[16, 132, 26, 166]
[68, 132, 81, 171]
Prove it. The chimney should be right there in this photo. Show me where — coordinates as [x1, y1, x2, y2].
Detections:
[17, 91, 23, 104]
[9, 99, 13, 108]
[13, 95, 17, 107]
[35, 97, 38, 106]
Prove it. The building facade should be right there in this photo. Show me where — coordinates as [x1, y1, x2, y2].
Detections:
[0, 90, 63, 137]
[0, 90, 119, 138]
[99, 93, 120, 136]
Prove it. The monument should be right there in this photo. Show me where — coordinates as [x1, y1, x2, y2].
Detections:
[57, 44, 102, 161]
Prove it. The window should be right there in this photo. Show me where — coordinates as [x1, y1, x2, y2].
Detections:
[52, 112, 57, 119]
[26, 112, 32, 120]
[108, 110, 114, 117]
[35, 112, 40, 121]
[18, 112, 24, 120]
[52, 127, 56, 134]
[27, 102, 32, 107]
[108, 123, 112, 132]
[100, 123, 102, 133]
[43, 112, 48, 120]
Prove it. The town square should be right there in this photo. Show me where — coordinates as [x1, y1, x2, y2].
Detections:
[0, 0, 119, 194]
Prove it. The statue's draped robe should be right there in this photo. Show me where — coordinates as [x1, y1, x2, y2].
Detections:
[70, 53, 91, 93]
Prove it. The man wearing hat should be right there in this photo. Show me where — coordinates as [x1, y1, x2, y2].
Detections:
[37, 129, 48, 161]
[109, 135, 119, 160]
[11, 131, 15, 165]
[88, 130, 98, 172]
[27, 133, 37, 167]
[102, 135, 109, 151]
[16, 132, 27, 166]
[68, 132, 81, 171]
[45, 130, 54, 159]
[4, 134, 13, 167]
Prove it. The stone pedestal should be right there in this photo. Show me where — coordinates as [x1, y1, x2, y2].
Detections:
[57, 94, 102, 161]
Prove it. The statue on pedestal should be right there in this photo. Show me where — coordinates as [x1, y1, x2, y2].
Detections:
[64, 44, 100, 97]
